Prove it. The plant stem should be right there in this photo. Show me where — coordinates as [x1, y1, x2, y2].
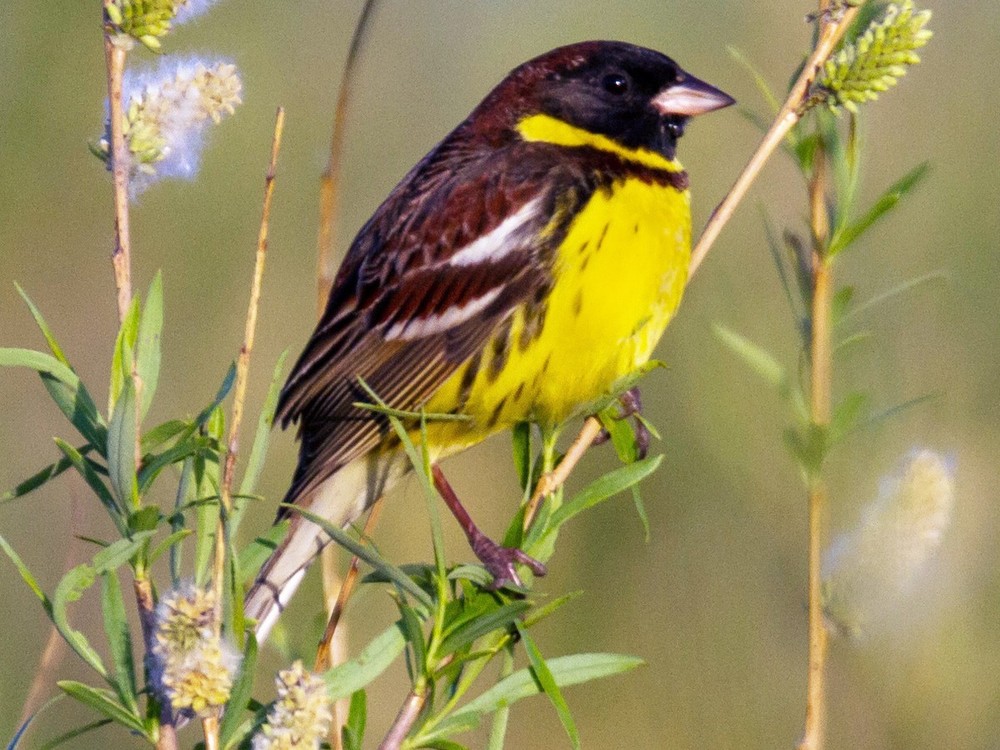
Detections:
[799, 122, 833, 750]
[211, 107, 285, 617]
[316, 0, 380, 312]
[378, 685, 427, 750]
[102, 31, 133, 324]
[135, 576, 179, 750]
[688, 4, 858, 278]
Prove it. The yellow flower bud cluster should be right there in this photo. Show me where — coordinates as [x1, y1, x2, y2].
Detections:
[816, 0, 932, 113]
[150, 584, 240, 718]
[252, 661, 333, 750]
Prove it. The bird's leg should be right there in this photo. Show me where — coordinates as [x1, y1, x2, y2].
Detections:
[592, 386, 651, 459]
[431, 464, 547, 588]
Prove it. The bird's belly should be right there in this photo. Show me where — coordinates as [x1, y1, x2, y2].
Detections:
[427, 178, 690, 446]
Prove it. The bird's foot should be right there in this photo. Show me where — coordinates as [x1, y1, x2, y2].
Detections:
[470, 531, 547, 589]
[593, 386, 651, 459]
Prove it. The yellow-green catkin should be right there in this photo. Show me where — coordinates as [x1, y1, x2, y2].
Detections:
[106, 0, 221, 50]
[815, 0, 932, 113]
[150, 584, 240, 717]
[822, 449, 955, 639]
[251, 661, 333, 750]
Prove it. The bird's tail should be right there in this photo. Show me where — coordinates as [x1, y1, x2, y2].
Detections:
[245, 450, 407, 642]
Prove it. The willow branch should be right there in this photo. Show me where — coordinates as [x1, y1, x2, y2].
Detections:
[316, 0, 380, 313]
[102, 30, 132, 324]
[211, 108, 286, 627]
[378, 688, 427, 750]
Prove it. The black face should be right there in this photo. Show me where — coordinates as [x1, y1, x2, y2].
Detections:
[536, 44, 689, 159]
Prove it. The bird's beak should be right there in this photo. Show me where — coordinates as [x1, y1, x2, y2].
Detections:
[652, 74, 735, 117]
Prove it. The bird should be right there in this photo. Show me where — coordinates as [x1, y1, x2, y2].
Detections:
[245, 40, 733, 640]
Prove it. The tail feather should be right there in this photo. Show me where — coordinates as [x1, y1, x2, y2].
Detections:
[245, 450, 407, 642]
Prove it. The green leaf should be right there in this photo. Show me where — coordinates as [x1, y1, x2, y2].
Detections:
[516, 624, 579, 750]
[52, 565, 107, 678]
[55, 681, 146, 735]
[91, 532, 156, 574]
[237, 522, 289, 585]
[829, 391, 871, 445]
[831, 285, 855, 326]
[6, 694, 65, 750]
[284, 505, 433, 609]
[341, 690, 367, 750]
[438, 601, 531, 657]
[0, 348, 106, 450]
[220, 634, 258, 748]
[194, 455, 221, 586]
[783, 423, 828, 479]
[713, 326, 786, 392]
[148, 529, 192, 567]
[423, 653, 643, 742]
[1, 449, 89, 503]
[138, 434, 214, 494]
[845, 270, 948, 322]
[522, 591, 583, 629]
[511, 422, 532, 494]
[0, 533, 52, 614]
[325, 620, 408, 701]
[53, 439, 125, 532]
[135, 272, 163, 420]
[140, 419, 190, 452]
[545, 455, 663, 535]
[828, 162, 930, 256]
[399, 601, 428, 677]
[36, 719, 112, 750]
[107, 379, 138, 510]
[14, 284, 70, 365]
[100, 572, 138, 713]
[108, 298, 140, 414]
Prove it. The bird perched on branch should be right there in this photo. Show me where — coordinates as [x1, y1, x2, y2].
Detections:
[246, 40, 733, 640]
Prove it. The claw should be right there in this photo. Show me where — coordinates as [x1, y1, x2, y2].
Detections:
[471, 533, 548, 589]
[432, 463, 547, 590]
[597, 387, 651, 459]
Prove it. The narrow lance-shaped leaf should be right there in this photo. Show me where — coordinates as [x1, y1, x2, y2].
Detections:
[135, 272, 163, 420]
[421, 653, 644, 742]
[106, 379, 139, 510]
[55, 682, 147, 735]
[14, 284, 69, 365]
[108, 298, 140, 415]
[324, 620, 408, 701]
[828, 162, 930, 256]
[100, 571, 138, 714]
[51, 565, 107, 679]
[516, 624, 580, 749]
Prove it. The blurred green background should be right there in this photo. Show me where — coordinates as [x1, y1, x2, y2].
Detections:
[2, 1, 998, 747]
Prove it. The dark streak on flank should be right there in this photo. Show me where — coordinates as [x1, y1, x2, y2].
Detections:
[487, 397, 508, 428]
[572, 289, 584, 316]
[595, 222, 610, 253]
[513, 381, 525, 402]
[457, 351, 481, 411]
[488, 316, 514, 381]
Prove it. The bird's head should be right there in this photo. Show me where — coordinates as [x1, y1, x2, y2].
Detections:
[469, 41, 734, 160]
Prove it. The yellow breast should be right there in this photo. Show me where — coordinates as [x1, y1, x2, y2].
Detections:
[426, 172, 690, 448]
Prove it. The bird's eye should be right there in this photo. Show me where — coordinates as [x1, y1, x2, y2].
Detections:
[601, 72, 630, 95]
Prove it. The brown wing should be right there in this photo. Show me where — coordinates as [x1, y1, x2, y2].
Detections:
[276, 136, 587, 509]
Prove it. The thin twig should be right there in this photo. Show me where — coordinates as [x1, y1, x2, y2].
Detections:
[202, 715, 220, 750]
[799, 106, 833, 750]
[316, 0, 380, 313]
[378, 688, 427, 750]
[523, 417, 603, 530]
[314, 498, 385, 672]
[103, 31, 133, 324]
[688, 6, 859, 278]
[211, 107, 286, 615]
